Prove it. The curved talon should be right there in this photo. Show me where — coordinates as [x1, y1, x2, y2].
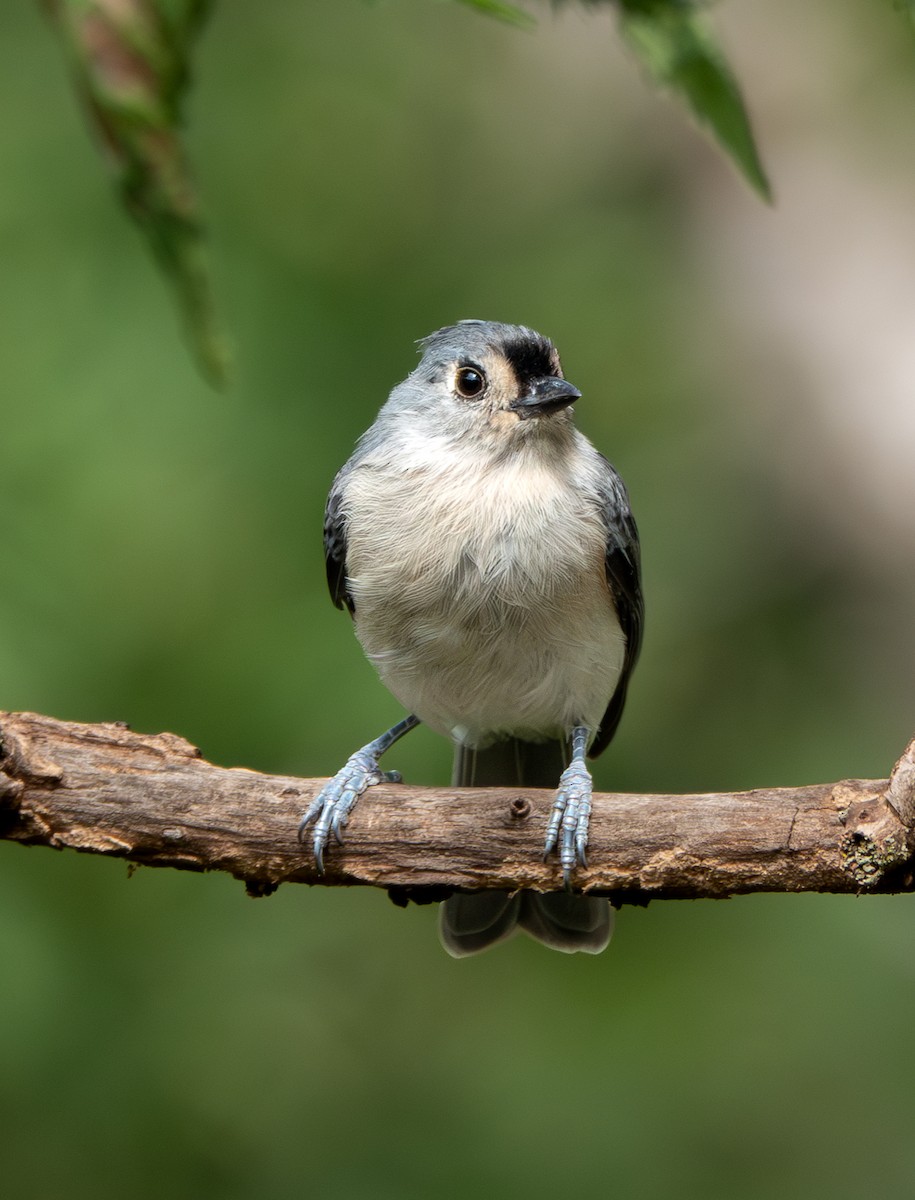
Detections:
[314, 838, 327, 875]
[297, 807, 319, 844]
[331, 799, 353, 842]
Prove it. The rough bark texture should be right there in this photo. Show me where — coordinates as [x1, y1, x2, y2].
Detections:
[1, 710, 914, 903]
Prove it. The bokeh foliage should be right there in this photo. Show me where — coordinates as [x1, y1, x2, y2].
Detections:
[44, 0, 226, 382]
[46, 0, 770, 384]
[2, 2, 915, 1198]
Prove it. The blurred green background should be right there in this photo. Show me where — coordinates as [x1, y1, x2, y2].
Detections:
[2, 1, 915, 1197]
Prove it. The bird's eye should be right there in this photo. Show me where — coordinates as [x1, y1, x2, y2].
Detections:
[454, 365, 486, 399]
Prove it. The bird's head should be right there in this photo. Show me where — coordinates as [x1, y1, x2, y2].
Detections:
[385, 320, 581, 447]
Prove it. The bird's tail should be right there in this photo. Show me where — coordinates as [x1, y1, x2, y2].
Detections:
[439, 740, 613, 957]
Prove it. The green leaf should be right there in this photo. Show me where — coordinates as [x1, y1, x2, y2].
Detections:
[617, 0, 772, 201]
[451, 0, 536, 29]
[45, 0, 229, 386]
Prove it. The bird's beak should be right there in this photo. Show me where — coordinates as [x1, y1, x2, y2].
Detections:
[509, 377, 581, 420]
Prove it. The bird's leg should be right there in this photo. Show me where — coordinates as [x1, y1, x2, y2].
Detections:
[298, 714, 420, 872]
[543, 725, 593, 888]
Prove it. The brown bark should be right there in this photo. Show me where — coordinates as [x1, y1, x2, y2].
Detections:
[1, 710, 913, 903]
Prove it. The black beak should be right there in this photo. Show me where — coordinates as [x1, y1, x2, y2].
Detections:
[509, 376, 581, 420]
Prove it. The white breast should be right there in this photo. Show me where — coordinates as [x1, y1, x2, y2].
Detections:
[342, 438, 625, 748]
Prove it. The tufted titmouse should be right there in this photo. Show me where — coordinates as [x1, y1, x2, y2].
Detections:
[300, 321, 643, 955]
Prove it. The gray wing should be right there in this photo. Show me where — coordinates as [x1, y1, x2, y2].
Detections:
[323, 468, 354, 614]
[589, 455, 644, 759]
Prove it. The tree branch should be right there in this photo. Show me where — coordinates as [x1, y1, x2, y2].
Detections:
[1, 710, 914, 903]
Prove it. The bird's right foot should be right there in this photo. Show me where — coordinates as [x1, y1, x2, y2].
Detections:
[298, 748, 401, 873]
[298, 714, 420, 872]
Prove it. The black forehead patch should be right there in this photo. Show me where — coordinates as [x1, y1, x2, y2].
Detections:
[499, 329, 562, 383]
[417, 320, 563, 381]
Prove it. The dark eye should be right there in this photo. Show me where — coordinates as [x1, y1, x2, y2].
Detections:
[454, 365, 486, 399]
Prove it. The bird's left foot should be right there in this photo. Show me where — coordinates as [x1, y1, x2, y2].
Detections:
[543, 757, 594, 888]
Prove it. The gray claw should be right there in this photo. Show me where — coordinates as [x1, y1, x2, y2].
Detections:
[298, 748, 387, 873]
[301, 716, 420, 871]
[543, 759, 593, 887]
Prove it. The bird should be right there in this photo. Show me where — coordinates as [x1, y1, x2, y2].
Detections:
[299, 320, 643, 955]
